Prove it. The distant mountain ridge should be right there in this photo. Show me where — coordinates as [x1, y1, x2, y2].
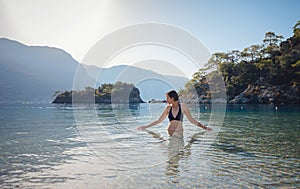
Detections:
[81, 64, 188, 100]
[0, 38, 188, 102]
[0, 38, 79, 102]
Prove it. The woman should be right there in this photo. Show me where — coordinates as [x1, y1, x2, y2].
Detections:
[138, 90, 212, 136]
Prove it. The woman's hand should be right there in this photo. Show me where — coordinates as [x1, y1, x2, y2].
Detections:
[137, 126, 147, 130]
[197, 122, 212, 131]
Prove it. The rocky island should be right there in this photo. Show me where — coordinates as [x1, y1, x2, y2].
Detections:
[52, 82, 144, 104]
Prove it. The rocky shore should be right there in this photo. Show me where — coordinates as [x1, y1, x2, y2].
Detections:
[180, 81, 300, 104]
[229, 82, 300, 104]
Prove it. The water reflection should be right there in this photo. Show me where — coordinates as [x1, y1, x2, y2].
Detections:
[146, 129, 206, 184]
[166, 135, 184, 183]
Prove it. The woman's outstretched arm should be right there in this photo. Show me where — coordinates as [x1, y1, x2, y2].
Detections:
[138, 106, 169, 130]
[181, 104, 212, 131]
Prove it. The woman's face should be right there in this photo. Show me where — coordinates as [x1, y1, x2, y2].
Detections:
[166, 94, 173, 104]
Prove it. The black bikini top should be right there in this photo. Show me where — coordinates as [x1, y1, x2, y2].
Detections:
[168, 104, 183, 122]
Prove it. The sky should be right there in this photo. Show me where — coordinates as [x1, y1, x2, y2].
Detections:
[0, 0, 299, 77]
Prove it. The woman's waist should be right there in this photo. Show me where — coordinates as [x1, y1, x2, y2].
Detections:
[167, 121, 183, 130]
[169, 120, 183, 124]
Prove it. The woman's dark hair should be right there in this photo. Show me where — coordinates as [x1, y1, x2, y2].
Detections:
[167, 90, 179, 101]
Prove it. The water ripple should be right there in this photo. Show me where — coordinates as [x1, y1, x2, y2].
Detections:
[0, 104, 299, 188]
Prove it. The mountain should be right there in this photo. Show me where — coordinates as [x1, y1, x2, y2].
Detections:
[0, 38, 81, 102]
[80, 64, 189, 100]
[0, 38, 188, 102]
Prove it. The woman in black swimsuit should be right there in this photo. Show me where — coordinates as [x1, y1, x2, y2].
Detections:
[138, 90, 212, 136]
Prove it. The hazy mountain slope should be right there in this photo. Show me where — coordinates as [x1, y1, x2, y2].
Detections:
[0, 38, 79, 102]
[82, 64, 189, 100]
[0, 38, 188, 102]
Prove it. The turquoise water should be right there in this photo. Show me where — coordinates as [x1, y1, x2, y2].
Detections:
[0, 103, 299, 188]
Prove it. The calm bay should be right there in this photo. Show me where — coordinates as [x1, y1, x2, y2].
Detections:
[0, 103, 299, 188]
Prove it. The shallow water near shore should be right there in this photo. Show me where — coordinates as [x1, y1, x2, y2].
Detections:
[0, 103, 299, 188]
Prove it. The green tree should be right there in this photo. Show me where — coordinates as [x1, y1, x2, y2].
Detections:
[293, 20, 300, 37]
[291, 20, 300, 46]
[263, 32, 283, 47]
[227, 50, 241, 63]
[241, 44, 263, 62]
[204, 52, 228, 71]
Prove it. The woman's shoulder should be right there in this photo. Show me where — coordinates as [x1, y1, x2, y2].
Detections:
[180, 103, 188, 110]
[180, 102, 186, 107]
[164, 104, 172, 112]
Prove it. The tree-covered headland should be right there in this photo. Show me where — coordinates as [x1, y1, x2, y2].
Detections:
[179, 21, 300, 104]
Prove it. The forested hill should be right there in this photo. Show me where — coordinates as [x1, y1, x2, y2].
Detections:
[180, 20, 300, 104]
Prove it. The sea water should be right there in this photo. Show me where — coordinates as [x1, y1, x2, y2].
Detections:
[0, 103, 299, 188]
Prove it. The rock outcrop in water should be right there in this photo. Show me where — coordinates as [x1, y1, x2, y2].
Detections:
[52, 82, 145, 104]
